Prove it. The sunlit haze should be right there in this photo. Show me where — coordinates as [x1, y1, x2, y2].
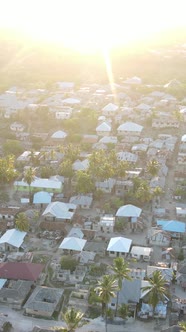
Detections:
[0, 0, 186, 53]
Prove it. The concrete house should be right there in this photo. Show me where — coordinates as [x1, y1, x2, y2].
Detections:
[14, 177, 63, 194]
[0, 280, 33, 309]
[69, 195, 93, 209]
[96, 122, 112, 136]
[0, 229, 27, 252]
[117, 122, 143, 136]
[93, 214, 115, 233]
[102, 103, 119, 117]
[107, 236, 132, 258]
[24, 286, 64, 318]
[42, 201, 76, 221]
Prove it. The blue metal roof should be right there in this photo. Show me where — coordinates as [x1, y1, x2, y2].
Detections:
[157, 220, 185, 233]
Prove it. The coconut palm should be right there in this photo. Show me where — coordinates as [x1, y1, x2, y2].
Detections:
[179, 321, 186, 332]
[146, 159, 160, 177]
[62, 307, 84, 332]
[110, 257, 131, 316]
[94, 275, 118, 332]
[141, 270, 169, 317]
[23, 167, 36, 203]
[15, 212, 29, 232]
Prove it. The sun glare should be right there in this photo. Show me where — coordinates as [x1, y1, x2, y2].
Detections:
[0, 0, 186, 53]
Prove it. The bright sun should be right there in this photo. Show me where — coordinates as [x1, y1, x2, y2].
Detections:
[0, 0, 185, 53]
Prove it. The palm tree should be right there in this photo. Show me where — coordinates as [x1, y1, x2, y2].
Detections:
[141, 270, 169, 317]
[23, 167, 36, 203]
[110, 257, 131, 316]
[146, 159, 160, 177]
[179, 322, 186, 332]
[15, 212, 29, 232]
[94, 275, 118, 332]
[62, 307, 84, 332]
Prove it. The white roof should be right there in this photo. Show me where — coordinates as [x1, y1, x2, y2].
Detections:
[96, 122, 111, 132]
[14, 177, 62, 190]
[181, 134, 186, 142]
[59, 237, 87, 251]
[62, 97, 80, 104]
[116, 204, 142, 217]
[107, 237, 132, 253]
[51, 130, 67, 139]
[117, 122, 143, 132]
[102, 103, 118, 112]
[42, 201, 76, 220]
[0, 229, 27, 248]
[123, 76, 142, 85]
[131, 246, 152, 256]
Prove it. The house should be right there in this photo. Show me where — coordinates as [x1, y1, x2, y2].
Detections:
[0, 280, 33, 309]
[0, 229, 27, 252]
[55, 107, 72, 120]
[147, 265, 173, 284]
[93, 214, 115, 233]
[24, 286, 64, 318]
[148, 228, 171, 246]
[130, 246, 152, 262]
[95, 178, 116, 193]
[115, 180, 133, 197]
[14, 177, 63, 194]
[117, 151, 138, 163]
[0, 207, 20, 221]
[59, 237, 87, 253]
[102, 103, 118, 116]
[109, 278, 141, 317]
[152, 117, 179, 128]
[117, 122, 143, 136]
[96, 122, 112, 136]
[98, 136, 117, 145]
[10, 122, 25, 132]
[107, 236, 132, 257]
[67, 227, 84, 239]
[42, 201, 76, 221]
[177, 264, 186, 290]
[72, 159, 89, 171]
[177, 152, 186, 165]
[51, 130, 67, 140]
[176, 206, 186, 219]
[116, 204, 142, 218]
[69, 195, 93, 209]
[62, 97, 80, 105]
[33, 191, 53, 206]
[156, 220, 185, 238]
[123, 76, 142, 85]
[0, 262, 44, 281]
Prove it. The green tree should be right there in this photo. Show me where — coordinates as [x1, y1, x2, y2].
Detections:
[60, 144, 80, 163]
[62, 307, 84, 332]
[3, 139, 23, 156]
[146, 159, 160, 177]
[75, 171, 94, 194]
[15, 212, 29, 232]
[60, 256, 78, 272]
[94, 275, 118, 332]
[135, 181, 152, 203]
[141, 270, 169, 316]
[118, 304, 130, 320]
[110, 257, 131, 316]
[0, 155, 18, 183]
[179, 321, 186, 332]
[23, 167, 36, 203]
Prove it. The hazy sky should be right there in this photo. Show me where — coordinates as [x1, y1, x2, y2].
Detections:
[0, 0, 186, 50]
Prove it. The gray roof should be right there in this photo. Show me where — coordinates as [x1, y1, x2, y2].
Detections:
[111, 279, 141, 305]
[24, 286, 64, 313]
[0, 280, 32, 300]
